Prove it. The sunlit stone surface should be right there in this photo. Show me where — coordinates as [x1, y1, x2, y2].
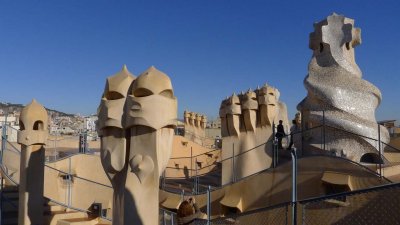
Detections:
[220, 85, 289, 184]
[297, 13, 389, 162]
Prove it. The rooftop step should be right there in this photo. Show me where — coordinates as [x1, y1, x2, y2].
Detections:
[0, 186, 19, 225]
[45, 211, 89, 225]
[56, 217, 98, 225]
[2, 211, 18, 225]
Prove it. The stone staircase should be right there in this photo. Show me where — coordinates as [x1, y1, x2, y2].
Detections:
[1, 185, 19, 225]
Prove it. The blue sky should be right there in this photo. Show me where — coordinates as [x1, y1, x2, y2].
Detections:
[0, 1, 399, 122]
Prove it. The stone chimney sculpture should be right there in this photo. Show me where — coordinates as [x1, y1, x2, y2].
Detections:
[183, 110, 207, 145]
[98, 65, 176, 224]
[97, 65, 135, 225]
[297, 13, 389, 161]
[220, 85, 289, 184]
[184, 110, 190, 124]
[124, 66, 177, 225]
[17, 99, 48, 225]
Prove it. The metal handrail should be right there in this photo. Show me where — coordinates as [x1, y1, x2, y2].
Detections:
[45, 151, 97, 163]
[47, 198, 92, 214]
[170, 148, 221, 160]
[2, 121, 399, 223]
[72, 174, 112, 189]
[183, 130, 217, 142]
[164, 125, 391, 190]
[161, 153, 388, 196]
[0, 143, 113, 221]
[324, 124, 383, 142]
[0, 164, 18, 186]
[4, 124, 19, 132]
[235, 139, 272, 158]
[297, 154, 391, 182]
[5, 140, 21, 154]
[303, 121, 400, 153]
[167, 122, 400, 163]
[48, 198, 113, 221]
[44, 164, 112, 188]
[162, 121, 396, 195]
[0, 162, 114, 221]
[163, 125, 324, 179]
[193, 181, 400, 223]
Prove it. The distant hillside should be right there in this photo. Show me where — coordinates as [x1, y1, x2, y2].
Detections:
[0, 102, 75, 117]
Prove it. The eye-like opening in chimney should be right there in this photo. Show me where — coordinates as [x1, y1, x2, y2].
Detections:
[33, 121, 44, 130]
[105, 91, 124, 100]
[19, 121, 25, 131]
[346, 42, 351, 50]
[133, 88, 153, 97]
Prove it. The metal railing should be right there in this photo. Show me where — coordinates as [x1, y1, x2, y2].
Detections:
[0, 124, 113, 222]
[182, 130, 220, 149]
[161, 116, 400, 194]
[189, 182, 400, 225]
[160, 208, 177, 225]
[0, 163, 19, 224]
[159, 112, 400, 225]
[2, 111, 400, 224]
[298, 182, 400, 225]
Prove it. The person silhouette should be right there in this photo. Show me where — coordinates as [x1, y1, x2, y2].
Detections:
[275, 120, 285, 149]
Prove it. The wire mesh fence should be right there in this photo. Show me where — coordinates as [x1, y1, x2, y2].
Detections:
[160, 208, 177, 225]
[299, 183, 400, 225]
[192, 203, 290, 225]
[162, 147, 223, 194]
[162, 139, 276, 194]
[2, 116, 400, 225]
[214, 204, 289, 225]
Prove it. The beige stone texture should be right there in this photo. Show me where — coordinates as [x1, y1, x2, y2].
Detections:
[97, 65, 135, 225]
[44, 154, 112, 214]
[2, 137, 389, 224]
[95, 65, 178, 224]
[17, 99, 49, 225]
[321, 171, 351, 187]
[98, 65, 135, 174]
[219, 85, 289, 185]
[160, 156, 387, 217]
[183, 110, 207, 145]
[1, 135, 216, 220]
[46, 135, 100, 155]
[165, 135, 220, 178]
[1, 141, 21, 185]
[291, 111, 303, 149]
[124, 66, 177, 225]
[47, 211, 93, 225]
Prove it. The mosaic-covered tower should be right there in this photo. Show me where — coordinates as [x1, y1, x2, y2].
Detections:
[297, 13, 389, 162]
